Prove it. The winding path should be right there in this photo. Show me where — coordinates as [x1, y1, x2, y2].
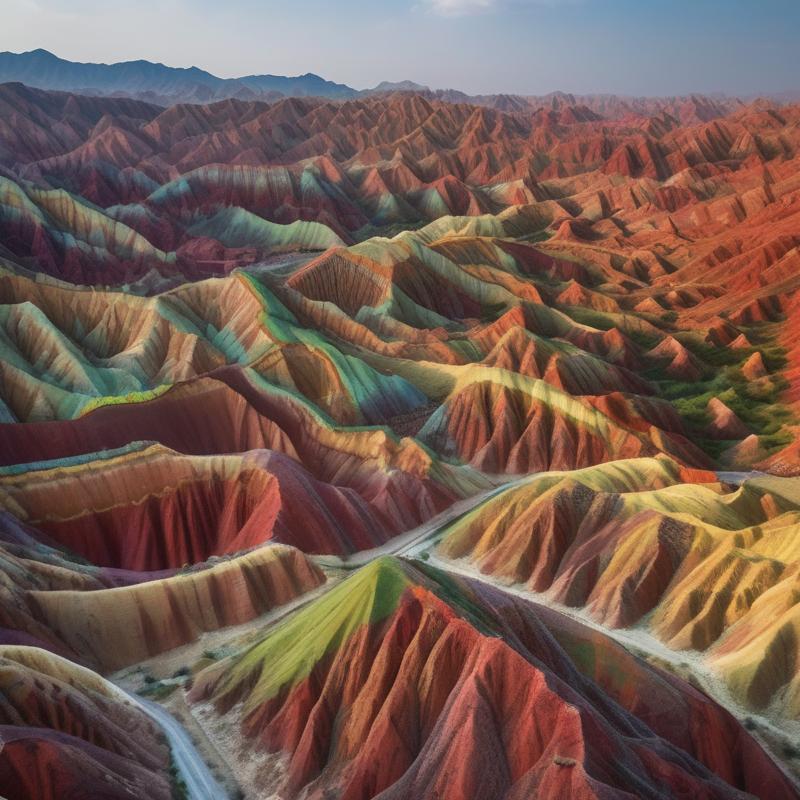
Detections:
[124, 691, 228, 800]
[316, 472, 541, 570]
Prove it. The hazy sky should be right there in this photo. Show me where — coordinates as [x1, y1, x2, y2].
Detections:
[3, 0, 799, 96]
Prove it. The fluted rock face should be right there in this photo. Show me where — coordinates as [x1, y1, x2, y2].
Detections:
[0, 82, 799, 288]
[0, 526, 101, 659]
[3, 80, 800, 797]
[28, 544, 325, 671]
[0, 444, 464, 567]
[0, 646, 171, 800]
[438, 458, 800, 717]
[191, 558, 796, 800]
[417, 375, 708, 474]
[708, 571, 800, 716]
[1, 149, 794, 477]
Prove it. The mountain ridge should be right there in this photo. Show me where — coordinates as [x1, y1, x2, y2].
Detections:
[0, 48, 359, 103]
[0, 48, 782, 112]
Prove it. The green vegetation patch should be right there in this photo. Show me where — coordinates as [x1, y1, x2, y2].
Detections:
[641, 323, 795, 462]
[208, 556, 524, 715]
[220, 557, 411, 713]
[78, 385, 173, 416]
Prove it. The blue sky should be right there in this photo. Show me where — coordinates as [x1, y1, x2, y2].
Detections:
[3, 0, 798, 95]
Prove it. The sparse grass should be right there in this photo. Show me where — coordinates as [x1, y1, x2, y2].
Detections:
[665, 374, 791, 443]
[649, 324, 794, 462]
[783, 742, 800, 760]
[169, 755, 188, 800]
[140, 681, 178, 700]
[561, 305, 663, 349]
[222, 558, 411, 709]
[553, 755, 577, 767]
[78, 385, 172, 416]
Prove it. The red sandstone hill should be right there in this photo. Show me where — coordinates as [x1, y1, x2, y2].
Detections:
[0, 646, 173, 799]
[2, 77, 800, 799]
[191, 558, 797, 800]
[1, 82, 799, 284]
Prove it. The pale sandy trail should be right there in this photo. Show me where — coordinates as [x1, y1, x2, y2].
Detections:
[315, 472, 541, 570]
[423, 552, 800, 790]
[123, 690, 229, 800]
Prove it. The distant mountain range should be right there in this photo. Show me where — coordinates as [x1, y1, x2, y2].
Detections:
[0, 49, 793, 113]
[0, 48, 359, 104]
[0, 49, 528, 107]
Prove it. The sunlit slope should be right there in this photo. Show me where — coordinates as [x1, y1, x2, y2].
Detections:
[27, 543, 325, 671]
[191, 557, 795, 800]
[438, 459, 800, 716]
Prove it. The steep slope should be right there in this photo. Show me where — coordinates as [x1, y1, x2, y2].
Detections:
[416, 371, 708, 473]
[437, 459, 800, 717]
[0, 443, 466, 567]
[191, 557, 796, 800]
[0, 645, 172, 799]
[27, 543, 325, 671]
